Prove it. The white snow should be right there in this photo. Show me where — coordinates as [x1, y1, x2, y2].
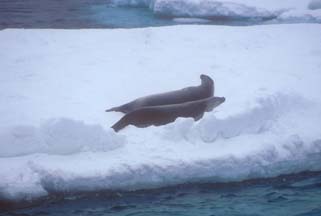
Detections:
[1, 24, 321, 201]
[277, 9, 321, 23]
[109, 0, 321, 22]
[0, 119, 124, 157]
[173, 17, 212, 24]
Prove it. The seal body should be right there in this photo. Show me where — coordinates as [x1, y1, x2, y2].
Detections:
[106, 74, 214, 114]
[112, 96, 225, 132]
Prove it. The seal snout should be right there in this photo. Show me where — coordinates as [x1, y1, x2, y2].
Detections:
[216, 97, 226, 105]
[200, 74, 214, 87]
[215, 96, 226, 105]
[200, 74, 209, 80]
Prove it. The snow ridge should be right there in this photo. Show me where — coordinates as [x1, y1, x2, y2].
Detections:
[0, 119, 124, 157]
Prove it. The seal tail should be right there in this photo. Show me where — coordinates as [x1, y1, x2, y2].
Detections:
[105, 104, 131, 113]
[105, 106, 120, 112]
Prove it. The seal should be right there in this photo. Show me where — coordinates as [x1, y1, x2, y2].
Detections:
[111, 96, 225, 132]
[106, 74, 214, 114]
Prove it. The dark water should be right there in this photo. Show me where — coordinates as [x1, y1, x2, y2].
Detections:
[1, 171, 321, 216]
[0, 0, 171, 28]
[0, 0, 262, 29]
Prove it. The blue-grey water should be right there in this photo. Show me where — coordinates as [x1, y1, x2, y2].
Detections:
[1, 171, 321, 216]
[0, 0, 167, 28]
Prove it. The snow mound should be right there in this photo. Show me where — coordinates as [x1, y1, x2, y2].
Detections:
[162, 94, 310, 142]
[0, 118, 124, 157]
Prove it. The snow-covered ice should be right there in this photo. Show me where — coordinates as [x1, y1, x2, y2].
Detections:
[109, 0, 321, 23]
[1, 24, 321, 201]
[277, 8, 321, 23]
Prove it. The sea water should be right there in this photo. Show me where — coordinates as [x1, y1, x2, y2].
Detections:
[0, 0, 271, 29]
[2, 172, 321, 216]
[0, 0, 163, 28]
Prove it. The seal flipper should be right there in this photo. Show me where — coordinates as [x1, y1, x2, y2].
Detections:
[111, 116, 129, 132]
[105, 106, 119, 112]
[194, 112, 204, 121]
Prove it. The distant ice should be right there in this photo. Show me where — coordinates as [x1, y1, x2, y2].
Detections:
[173, 17, 211, 24]
[277, 9, 321, 23]
[109, 0, 321, 23]
[153, 0, 277, 20]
